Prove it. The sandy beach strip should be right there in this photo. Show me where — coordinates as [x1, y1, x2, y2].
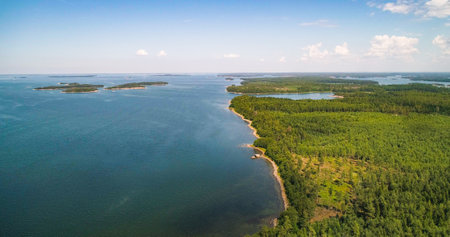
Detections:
[228, 100, 289, 213]
[105, 87, 146, 90]
[61, 89, 99, 93]
[34, 88, 100, 93]
[248, 144, 289, 212]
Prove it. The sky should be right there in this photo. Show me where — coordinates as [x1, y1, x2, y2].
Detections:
[0, 0, 450, 73]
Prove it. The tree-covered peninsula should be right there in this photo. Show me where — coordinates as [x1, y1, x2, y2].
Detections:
[34, 83, 104, 93]
[227, 77, 377, 94]
[105, 81, 168, 90]
[229, 78, 449, 236]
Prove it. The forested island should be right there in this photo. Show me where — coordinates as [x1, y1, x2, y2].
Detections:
[220, 72, 450, 82]
[34, 83, 103, 93]
[337, 73, 450, 83]
[155, 74, 187, 76]
[34, 81, 168, 93]
[227, 77, 377, 94]
[48, 75, 96, 78]
[105, 81, 168, 90]
[229, 77, 449, 236]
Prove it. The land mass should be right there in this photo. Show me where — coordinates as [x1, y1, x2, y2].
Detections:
[338, 72, 450, 83]
[229, 104, 289, 214]
[219, 72, 450, 83]
[228, 77, 449, 236]
[155, 74, 188, 77]
[105, 81, 168, 90]
[226, 76, 377, 94]
[34, 83, 103, 93]
[48, 75, 96, 78]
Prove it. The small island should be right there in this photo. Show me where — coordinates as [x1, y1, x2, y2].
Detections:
[155, 74, 187, 77]
[34, 83, 104, 93]
[225, 77, 234, 81]
[105, 81, 168, 90]
[48, 75, 96, 78]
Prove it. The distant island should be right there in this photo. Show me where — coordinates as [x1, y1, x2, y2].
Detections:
[34, 81, 168, 93]
[48, 75, 96, 78]
[219, 72, 450, 83]
[105, 81, 168, 90]
[34, 83, 103, 93]
[225, 77, 234, 81]
[226, 76, 377, 94]
[155, 74, 188, 77]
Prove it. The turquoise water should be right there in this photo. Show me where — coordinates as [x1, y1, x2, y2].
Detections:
[0, 74, 287, 236]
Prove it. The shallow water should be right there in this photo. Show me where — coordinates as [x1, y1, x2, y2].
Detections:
[0, 74, 284, 237]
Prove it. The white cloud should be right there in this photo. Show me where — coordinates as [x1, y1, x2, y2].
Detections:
[279, 57, 286, 63]
[158, 50, 167, 57]
[223, 53, 240, 58]
[299, 19, 338, 28]
[259, 58, 265, 62]
[367, 35, 419, 58]
[369, 0, 450, 18]
[383, 2, 412, 14]
[301, 43, 329, 61]
[432, 35, 450, 54]
[424, 0, 450, 18]
[136, 49, 148, 56]
[335, 42, 350, 56]
[301, 42, 352, 61]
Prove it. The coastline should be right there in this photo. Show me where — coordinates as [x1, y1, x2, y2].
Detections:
[61, 89, 99, 94]
[248, 144, 289, 212]
[228, 101, 289, 216]
[227, 90, 335, 96]
[105, 87, 146, 90]
[33, 88, 58, 91]
[34, 88, 99, 93]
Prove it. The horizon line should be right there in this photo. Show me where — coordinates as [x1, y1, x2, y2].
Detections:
[2, 71, 450, 75]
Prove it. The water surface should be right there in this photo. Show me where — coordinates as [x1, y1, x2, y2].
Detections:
[0, 74, 283, 237]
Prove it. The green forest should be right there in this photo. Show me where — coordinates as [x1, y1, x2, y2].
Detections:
[34, 83, 103, 93]
[227, 77, 377, 94]
[34, 81, 168, 92]
[229, 77, 449, 236]
[105, 81, 168, 90]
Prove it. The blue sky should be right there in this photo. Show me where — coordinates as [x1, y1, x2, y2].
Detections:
[1, 0, 449, 73]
